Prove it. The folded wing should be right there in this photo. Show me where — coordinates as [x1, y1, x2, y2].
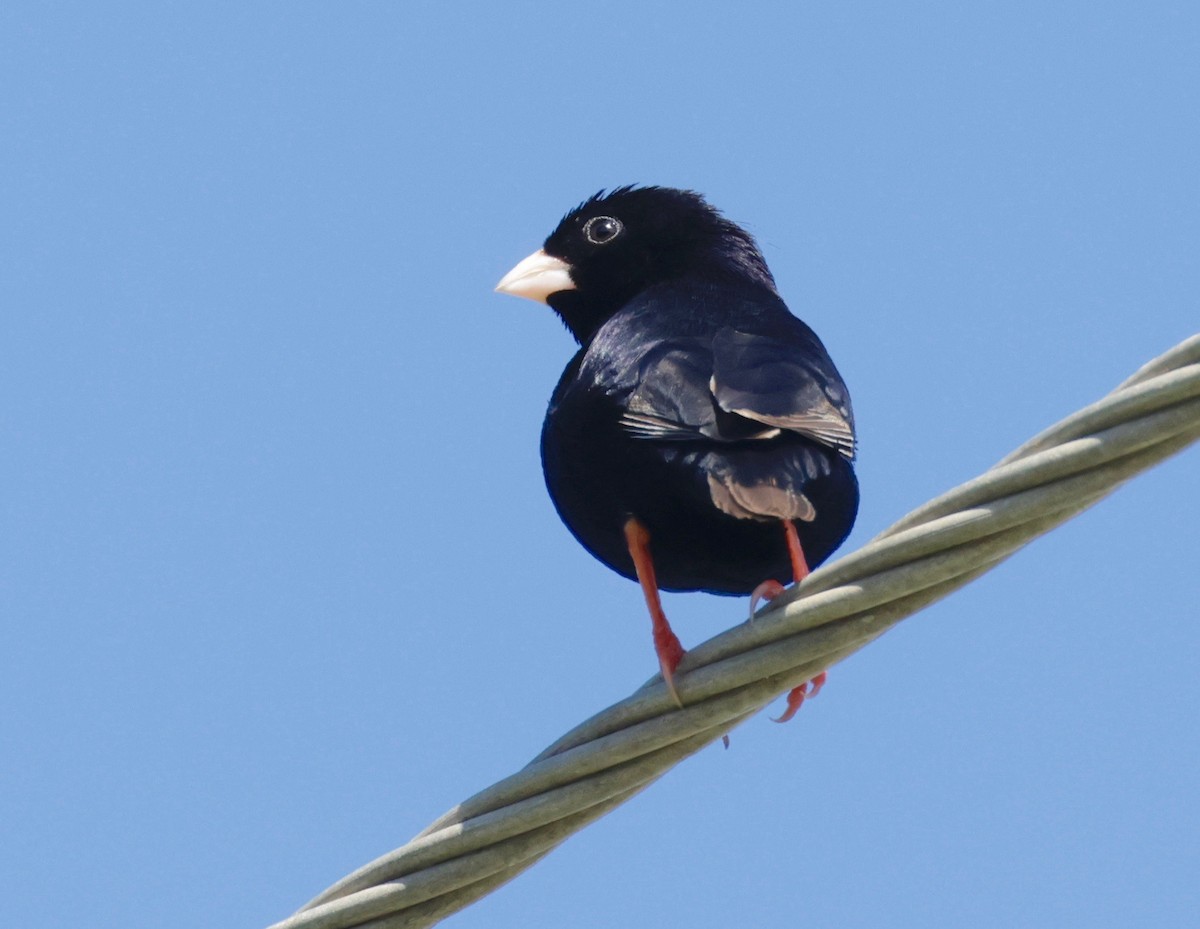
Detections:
[709, 327, 856, 460]
[615, 325, 855, 524]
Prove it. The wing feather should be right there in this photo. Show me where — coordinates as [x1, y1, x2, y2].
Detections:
[710, 327, 856, 459]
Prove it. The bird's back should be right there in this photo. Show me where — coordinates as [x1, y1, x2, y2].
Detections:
[541, 278, 859, 594]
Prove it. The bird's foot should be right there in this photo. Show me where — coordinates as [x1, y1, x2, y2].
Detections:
[654, 622, 686, 707]
[748, 579, 786, 620]
[747, 578, 828, 722]
[772, 671, 828, 724]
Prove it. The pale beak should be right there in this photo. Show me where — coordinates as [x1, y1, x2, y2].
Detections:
[495, 249, 576, 304]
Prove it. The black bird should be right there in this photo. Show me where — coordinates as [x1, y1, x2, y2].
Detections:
[496, 186, 858, 718]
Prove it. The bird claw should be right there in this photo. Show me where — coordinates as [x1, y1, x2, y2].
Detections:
[748, 579, 786, 620]
[807, 670, 827, 700]
[654, 624, 686, 708]
[771, 671, 828, 723]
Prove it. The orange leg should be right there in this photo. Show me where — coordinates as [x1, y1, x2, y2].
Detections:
[783, 518, 811, 583]
[623, 517, 685, 707]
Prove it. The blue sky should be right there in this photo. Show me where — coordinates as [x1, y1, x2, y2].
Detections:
[2, 3, 1197, 927]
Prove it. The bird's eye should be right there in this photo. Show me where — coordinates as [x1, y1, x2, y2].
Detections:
[583, 215, 623, 245]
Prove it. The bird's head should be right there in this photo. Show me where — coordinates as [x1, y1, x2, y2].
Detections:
[496, 186, 776, 344]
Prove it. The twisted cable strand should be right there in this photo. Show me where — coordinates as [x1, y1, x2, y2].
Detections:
[270, 334, 1199, 929]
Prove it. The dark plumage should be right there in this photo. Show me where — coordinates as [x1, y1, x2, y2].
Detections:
[496, 186, 858, 710]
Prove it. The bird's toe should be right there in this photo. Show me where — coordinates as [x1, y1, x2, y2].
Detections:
[748, 579, 786, 620]
[771, 671, 828, 723]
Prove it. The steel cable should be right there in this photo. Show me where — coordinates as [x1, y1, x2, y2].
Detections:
[268, 334, 1200, 929]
